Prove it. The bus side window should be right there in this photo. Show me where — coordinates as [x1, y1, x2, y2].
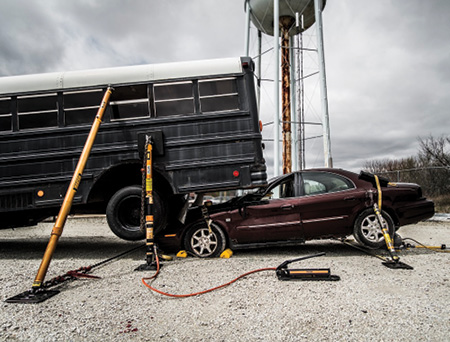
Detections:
[154, 82, 194, 117]
[110, 84, 149, 120]
[0, 97, 12, 132]
[18, 94, 57, 130]
[64, 89, 104, 126]
[199, 78, 239, 113]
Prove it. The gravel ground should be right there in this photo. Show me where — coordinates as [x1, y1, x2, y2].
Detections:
[1, 216, 449, 341]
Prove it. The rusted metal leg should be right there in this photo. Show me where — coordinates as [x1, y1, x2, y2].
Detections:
[281, 16, 294, 175]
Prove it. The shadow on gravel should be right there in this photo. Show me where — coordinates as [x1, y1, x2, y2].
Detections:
[0, 236, 433, 263]
[0, 237, 144, 260]
[230, 239, 435, 259]
[233, 241, 353, 258]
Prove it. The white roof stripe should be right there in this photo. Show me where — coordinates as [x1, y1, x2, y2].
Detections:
[0, 57, 243, 96]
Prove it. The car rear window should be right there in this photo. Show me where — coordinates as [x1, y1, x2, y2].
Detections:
[302, 172, 354, 195]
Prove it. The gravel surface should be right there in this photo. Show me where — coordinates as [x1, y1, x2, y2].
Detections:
[1, 216, 449, 341]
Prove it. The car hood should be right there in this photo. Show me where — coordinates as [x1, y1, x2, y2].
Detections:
[185, 191, 264, 223]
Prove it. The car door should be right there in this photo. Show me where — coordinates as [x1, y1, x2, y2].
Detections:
[231, 175, 304, 244]
[297, 171, 366, 239]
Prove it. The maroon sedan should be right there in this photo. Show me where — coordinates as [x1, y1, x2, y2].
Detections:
[156, 169, 435, 257]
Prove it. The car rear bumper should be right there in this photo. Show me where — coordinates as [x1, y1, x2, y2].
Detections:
[395, 199, 435, 226]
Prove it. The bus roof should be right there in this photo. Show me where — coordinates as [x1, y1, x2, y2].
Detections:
[0, 57, 246, 96]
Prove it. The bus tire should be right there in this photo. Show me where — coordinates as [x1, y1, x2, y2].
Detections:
[106, 185, 167, 241]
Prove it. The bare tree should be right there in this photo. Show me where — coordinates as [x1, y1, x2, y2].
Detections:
[418, 135, 450, 168]
[417, 135, 450, 196]
[363, 135, 450, 197]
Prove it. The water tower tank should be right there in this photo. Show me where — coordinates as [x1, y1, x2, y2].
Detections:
[248, 0, 326, 36]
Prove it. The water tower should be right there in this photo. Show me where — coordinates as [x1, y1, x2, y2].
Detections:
[244, 0, 332, 176]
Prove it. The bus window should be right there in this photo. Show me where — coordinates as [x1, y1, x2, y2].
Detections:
[18, 94, 57, 130]
[64, 89, 104, 126]
[111, 84, 148, 101]
[199, 78, 239, 112]
[64, 89, 104, 108]
[110, 84, 149, 120]
[154, 82, 192, 100]
[200, 95, 239, 113]
[111, 102, 149, 120]
[199, 78, 237, 96]
[65, 108, 98, 126]
[154, 82, 194, 116]
[0, 98, 11, 132]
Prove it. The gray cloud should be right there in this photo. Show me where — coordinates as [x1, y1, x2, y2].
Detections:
[0, 0, 448, 177]
[323, 0, 450, 172]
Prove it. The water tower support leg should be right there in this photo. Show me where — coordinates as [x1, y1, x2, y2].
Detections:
[281, 16, 294, 174]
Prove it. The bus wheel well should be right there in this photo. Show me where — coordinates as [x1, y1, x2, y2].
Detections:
[88, 162, 173, 206]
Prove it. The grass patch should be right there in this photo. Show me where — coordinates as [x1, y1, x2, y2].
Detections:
[430, 194, 450, 213]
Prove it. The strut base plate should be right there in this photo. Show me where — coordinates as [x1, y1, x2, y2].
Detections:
[382, 260, 413, 270]
[134, 262, 160, 271]
[5, 289, 60, 304]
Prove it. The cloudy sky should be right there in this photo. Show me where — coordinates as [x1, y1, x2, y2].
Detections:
[1, 0, 449, 177]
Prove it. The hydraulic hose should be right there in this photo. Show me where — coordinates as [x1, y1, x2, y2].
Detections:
[142, 253, 276, 298]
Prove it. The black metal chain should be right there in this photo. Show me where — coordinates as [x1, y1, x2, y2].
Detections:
[41, 244, 144, 289]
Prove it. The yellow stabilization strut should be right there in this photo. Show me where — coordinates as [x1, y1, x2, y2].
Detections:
[373, 175, 398, 261]
[32, 87, 113, 289]
[373, 174, 413, 269]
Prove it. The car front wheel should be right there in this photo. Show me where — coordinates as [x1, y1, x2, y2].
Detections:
[353, 208, 395, 249]
[184, 222, 227, 258]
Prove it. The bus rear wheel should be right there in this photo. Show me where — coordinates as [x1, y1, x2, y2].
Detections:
[106, 185, 167, 241]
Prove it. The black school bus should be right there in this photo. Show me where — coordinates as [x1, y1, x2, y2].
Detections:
[0, 57, 266, 240]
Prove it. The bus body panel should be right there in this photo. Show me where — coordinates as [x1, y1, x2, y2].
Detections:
[0, 57, 266, 236]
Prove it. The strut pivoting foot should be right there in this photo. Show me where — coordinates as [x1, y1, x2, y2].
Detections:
[382, 260, 413, 270]
[5, 288, 60, 304]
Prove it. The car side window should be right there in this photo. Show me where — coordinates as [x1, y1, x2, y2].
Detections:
[303, 179, 326, 195]
[279, 181, 294, 198]
[264, 178, 295, 199]
[302, 172, 354, 196]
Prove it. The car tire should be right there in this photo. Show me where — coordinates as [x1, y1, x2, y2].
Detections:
[106, 185, 167, 241]
[353, 208, 395, 249]
[184, 222, 227, 258]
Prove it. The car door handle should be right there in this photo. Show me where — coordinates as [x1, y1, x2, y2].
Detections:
[344, 196, 356, 201]
[281, 204, 294, 210]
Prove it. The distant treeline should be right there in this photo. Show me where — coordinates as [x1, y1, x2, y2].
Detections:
[363, 135, 450, 198]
